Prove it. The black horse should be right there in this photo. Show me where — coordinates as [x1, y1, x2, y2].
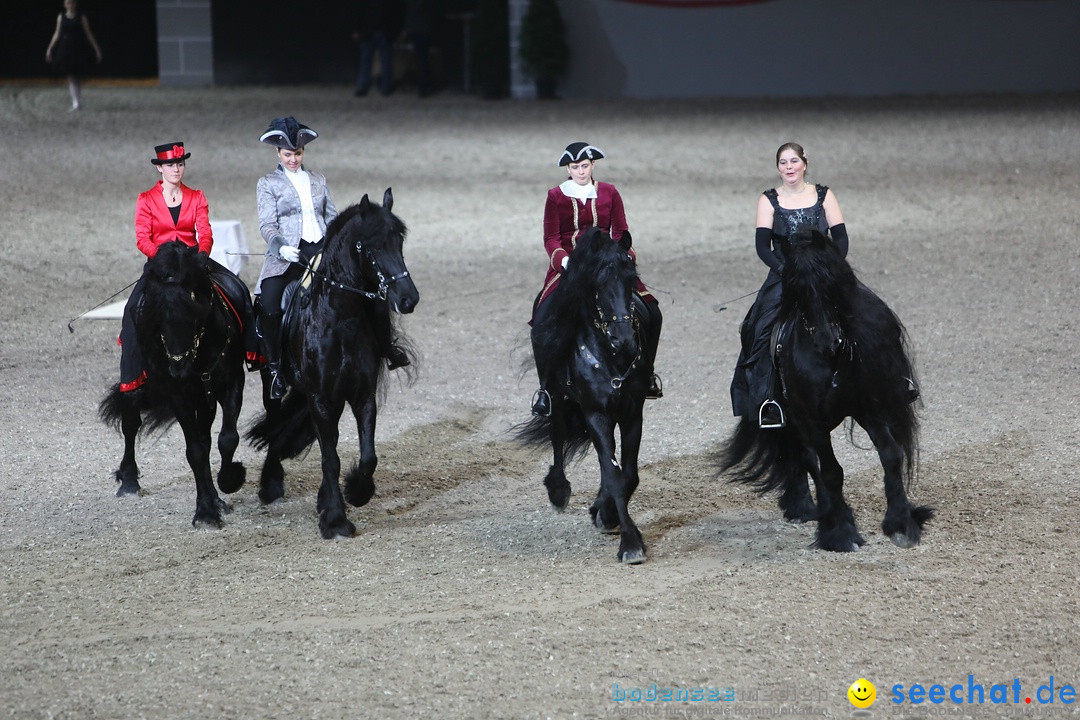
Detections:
[516, 227, 654, 564]
[99, 241, 248, 527]
[246, 189, 419, 539]
[720, 226, 932, 552]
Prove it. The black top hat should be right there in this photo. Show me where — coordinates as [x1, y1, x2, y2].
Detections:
[259, 116, 319, 150]
[151, 141, 191, 165]
[558, 142, 605, 166]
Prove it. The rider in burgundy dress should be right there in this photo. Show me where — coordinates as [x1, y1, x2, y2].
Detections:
[530, 142, 663, 417]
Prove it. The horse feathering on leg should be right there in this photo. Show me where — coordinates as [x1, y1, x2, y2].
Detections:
[516, 227, 655, 564]
[246, 189, 419, 539]
[720, 226, 932, 551]
[99, 241, 248, 528]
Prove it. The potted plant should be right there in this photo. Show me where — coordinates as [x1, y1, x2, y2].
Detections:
[518, 0, 569, 99]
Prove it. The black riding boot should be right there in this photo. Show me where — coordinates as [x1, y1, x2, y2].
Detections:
[643, 299, 663, 399]
[258, 308, 287, 400]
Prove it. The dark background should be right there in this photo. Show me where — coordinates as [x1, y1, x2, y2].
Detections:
[4, 1, 158, 79]
[3, 1, 475, 86]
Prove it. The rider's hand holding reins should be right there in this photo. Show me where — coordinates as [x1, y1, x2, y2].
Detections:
[279, 245, 301, 263]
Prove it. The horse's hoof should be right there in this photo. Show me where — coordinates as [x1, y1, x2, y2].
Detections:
[320, 517, 356, 540]
[115, 485, 143, 498]
[258, 487, 285, 505]
[593, 514, 620, 535]
[620, 549, 647, 565]
[547, 486, 571, 510]
[890, 532, 918, 549]
[217, 462, 246, 494]
[192, 515, 224, 530]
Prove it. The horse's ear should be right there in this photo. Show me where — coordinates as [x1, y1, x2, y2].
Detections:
[358, 194, 371, 213]
[618, 231, 633, 252]
[812, 228, 830, 248]
[383, 187, 393, 212]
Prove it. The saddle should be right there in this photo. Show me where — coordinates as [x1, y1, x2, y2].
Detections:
[208, 266, 253, 334]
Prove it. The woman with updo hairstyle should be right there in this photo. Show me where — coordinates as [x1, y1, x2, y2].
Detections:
[730, 142, 848, 429]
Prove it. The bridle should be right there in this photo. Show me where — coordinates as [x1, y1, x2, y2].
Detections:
[584, 291, 643, 390]
[303, 238, 410, 301]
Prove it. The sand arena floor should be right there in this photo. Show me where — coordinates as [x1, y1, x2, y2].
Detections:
[1, 85, 1079, 719]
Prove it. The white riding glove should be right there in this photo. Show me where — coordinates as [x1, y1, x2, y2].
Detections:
[561, 256, 569, 270]
[279, 245, 301, 263]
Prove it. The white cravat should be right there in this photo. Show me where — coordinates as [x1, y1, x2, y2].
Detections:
[560, 179, 598, 204]
[283, 166, 322, 241]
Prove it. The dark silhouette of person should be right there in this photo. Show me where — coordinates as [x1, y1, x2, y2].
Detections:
[353, 0, 406, 97]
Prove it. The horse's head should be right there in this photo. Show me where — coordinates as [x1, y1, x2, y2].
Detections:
[140, 241, 213, 376]
[330, 188, 419, 314]
[781, 226, 856, 358]
[566, 228, 640, 361]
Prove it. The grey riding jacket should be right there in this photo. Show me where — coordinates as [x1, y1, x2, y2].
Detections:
[255, 164, 338, 293]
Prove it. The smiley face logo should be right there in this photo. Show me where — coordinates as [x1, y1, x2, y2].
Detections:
[848, 678, 876, 709]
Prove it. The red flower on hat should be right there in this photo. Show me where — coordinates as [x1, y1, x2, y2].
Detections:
[167, 144, 184, 159]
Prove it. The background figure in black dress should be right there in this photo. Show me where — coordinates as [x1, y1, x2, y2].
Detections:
[45, 0, 103, 112]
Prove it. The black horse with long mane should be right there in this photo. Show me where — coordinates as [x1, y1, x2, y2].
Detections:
[246, 189, 419, 539]
[99, 241, 248, 527]
[516, 227, 655, 564]
[720, 226, 932, 552]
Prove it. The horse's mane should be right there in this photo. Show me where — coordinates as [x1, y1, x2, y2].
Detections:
[780, 226, 919, 477]
[531, 227, 638, 371]
[324, 195, 408, 253]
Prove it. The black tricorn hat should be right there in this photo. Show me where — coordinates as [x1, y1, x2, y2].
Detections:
[259, 116, 318, 150]
[558, 141, 604, 166]
[151, 141, 191, 165]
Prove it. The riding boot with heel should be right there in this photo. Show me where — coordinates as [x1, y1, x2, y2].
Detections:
[258, 309, 287, 400]
[532, 387, 552, 417]
[376, 301, 410, 370]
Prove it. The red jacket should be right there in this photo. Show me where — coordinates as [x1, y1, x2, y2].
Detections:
[134, 181, 213, 258]
[537, 181, 649, 307]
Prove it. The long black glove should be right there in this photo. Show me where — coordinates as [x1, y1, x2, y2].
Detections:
[755, 226, 783, 272]
[829, 223, 849, 258]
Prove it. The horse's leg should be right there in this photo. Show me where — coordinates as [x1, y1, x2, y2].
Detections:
[778, 444, 817, 523]
[310, 396, 355, 539]
[809, 434, 864, 552]
[257, 369, 286, 504]
[115, 401, 143, 497]
[215, 368, 247, 495]
[343, 392, 377, 508]
[543, 399, 572, 510]
[862, 420, 934, 548]
[176, 401, 227, 528]
[585, 412, 645, 564]
[592, 402, 645, 537]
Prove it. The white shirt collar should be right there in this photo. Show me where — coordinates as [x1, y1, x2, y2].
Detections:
[560, 179, 597, 202]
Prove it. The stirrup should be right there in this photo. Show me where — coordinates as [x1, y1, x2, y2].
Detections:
[269, 368, 287, 400]
[758, 399, 785, 429]
[531, 388, 552, 418]
[646, 373, 663, 399]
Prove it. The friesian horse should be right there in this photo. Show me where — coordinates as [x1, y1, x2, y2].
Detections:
[516, 227, 654, 564]
[246, 189, 419, 539]
[99, 240, 248, 527]
[720, 226, 932, 551]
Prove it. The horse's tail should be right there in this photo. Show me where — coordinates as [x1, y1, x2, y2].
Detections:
[98, 382, 178, 436]
[245, 390, 317, 459]
[511, 402, 591, 463]
[718, 416, 804, 495]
